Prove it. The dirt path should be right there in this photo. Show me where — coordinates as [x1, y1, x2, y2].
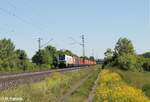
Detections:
[58, 74, 92, 102]
[86, 72, 100, 102]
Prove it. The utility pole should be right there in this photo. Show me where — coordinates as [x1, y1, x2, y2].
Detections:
[38, 38, 42, 51]
[68, 35, 85, 60]
[37, 37, 53, 51]
[81, 35, 85, 61]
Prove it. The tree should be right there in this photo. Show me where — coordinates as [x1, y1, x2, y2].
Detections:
[114, 38, 135, 56]
[0, 38, 17, 70]
[104, 48, 113, 60]
[16, 49, 29, 71]
[16, 49, 27, 60]
[57, 50, 65, 56]
[45, 46, 58, 67]
[96, 59, 104, 64]
[57, 49, 74, 56]
[117, 53, 138, 71]
[0, 39, 15, 60]
[142, 61, 150, 71]
[113, 38, 140, 71]
[142, 52, 150, 58]
[138, 56, 150, 71]
[89, 56, 95, 61]
[64, 50, 73, 56]
[80, 56, 89, 60]
[32, 49, 53, 69]
[103, 37, 143, 71]
[103, 48, 113, 68]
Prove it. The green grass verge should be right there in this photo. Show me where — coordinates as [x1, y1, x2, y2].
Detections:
[0, 65, 100, 102]
[65, 68, 100, 102]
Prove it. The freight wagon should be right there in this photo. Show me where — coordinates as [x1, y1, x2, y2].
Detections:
[58, 54, 96, 68]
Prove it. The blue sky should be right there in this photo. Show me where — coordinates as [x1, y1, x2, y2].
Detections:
[0, 0, 149, 59]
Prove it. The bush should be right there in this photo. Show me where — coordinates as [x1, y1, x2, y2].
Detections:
[32, 50, 53, 68]
[0, 38, 39, 72]
[103, 38, 150, 72]
[142, 84, 150, 98]
[39, 64, 51, 70]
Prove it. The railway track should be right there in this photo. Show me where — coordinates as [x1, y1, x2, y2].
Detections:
[0, 67, 89, 90]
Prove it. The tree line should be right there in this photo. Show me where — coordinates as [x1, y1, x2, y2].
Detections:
[103, 37, 150, 71]
[0, 38, 95, 72]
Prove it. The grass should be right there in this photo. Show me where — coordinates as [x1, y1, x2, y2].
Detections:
[111, 68, 150, 98]
[0, 65, 100, 102]
[65, 67, 100, 102]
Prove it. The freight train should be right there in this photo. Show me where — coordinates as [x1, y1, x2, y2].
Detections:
[57, 54, 96, 68]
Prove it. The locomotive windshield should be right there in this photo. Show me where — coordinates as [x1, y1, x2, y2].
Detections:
[59, 55, 65, 60]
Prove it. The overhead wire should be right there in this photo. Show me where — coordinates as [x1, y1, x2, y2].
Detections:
[68, 37, 82, 45]
[0, 0, 55, 49]
[0, 7, 46, 33]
